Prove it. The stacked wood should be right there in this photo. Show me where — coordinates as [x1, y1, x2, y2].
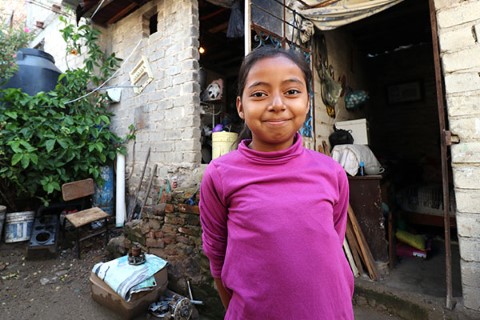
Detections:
[320, 140, 379, 280]
[346, 204, 379, 280]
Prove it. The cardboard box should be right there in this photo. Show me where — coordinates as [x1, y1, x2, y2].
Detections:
[90, 267, 168, 319]
[335, 118, 369, 145]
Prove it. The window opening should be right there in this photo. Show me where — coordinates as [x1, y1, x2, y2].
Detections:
[142, 7, 158, 37]
[149, 13, 158, 35]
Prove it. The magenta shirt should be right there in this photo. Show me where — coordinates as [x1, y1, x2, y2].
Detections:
[200, 134, 354, 319]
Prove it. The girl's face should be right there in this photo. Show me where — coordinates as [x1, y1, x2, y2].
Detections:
[236, 55, 310, 152]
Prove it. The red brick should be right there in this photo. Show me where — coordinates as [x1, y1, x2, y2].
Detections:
[165, 215, 185, 225]
[165, 204, 175, 213]
[146, 230, 155, 238]
[177, 204, 200, 214]
[146, 238, 165, 248]
[164, 246, 178, 255]
[161, 224, 177, 234]
[177, 235, 193, 245]
[163, 235, 176, 245]
[178, 226, 200, 236]
[148, 248, 166, 258]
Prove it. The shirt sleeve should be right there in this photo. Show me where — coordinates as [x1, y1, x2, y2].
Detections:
[333, 165, 350, 244]
[199, 163, 228, 278]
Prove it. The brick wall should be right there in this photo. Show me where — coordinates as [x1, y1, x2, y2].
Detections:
[435, 0, 480, 311]
[105, 0, 203, 191]
[122, 188, 224, 319]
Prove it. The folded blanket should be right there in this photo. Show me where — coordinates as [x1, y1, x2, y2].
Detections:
[92, 254, 168, 301]
[331, 144, 380, 176]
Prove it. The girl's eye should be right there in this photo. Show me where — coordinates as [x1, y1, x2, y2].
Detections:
[286, 89, 301, 95]
[251, 92, 266, 98]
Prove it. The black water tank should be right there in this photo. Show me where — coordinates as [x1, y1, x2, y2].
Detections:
[1, 48, 62, 96]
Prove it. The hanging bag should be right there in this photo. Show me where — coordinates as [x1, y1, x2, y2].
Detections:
[328, 125, 354, 150]
[345, 86, 369, 110]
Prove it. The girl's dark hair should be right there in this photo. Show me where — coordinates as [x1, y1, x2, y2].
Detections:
[237, 46, 312, 97]
[236, 46, 312, 142]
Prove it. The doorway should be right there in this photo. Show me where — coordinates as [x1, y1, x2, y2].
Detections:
[339, 0, 461, 298]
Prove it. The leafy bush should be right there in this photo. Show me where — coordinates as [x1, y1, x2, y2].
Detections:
[0, 20, 34, 84]
[0, 17, 133, 210]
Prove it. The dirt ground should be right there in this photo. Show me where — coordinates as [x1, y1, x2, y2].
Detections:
[0, 238, 127, 320]
[0, 235, 399, 320]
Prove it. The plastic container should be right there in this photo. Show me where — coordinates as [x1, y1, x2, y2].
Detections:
[90, 267, 168, 319]
[0, 205, 6, 241]
[359, 161, 365, 176]
[212, 131, 238, 159]
[1, 48, 62, 96]
[4, 211, 35, 243]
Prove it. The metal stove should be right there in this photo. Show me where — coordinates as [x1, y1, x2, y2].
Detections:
[26, 214, 59, 260]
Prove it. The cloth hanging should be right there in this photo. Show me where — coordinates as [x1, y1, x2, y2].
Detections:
[227, 0, 244, 38]
[289, 0, 405, 30]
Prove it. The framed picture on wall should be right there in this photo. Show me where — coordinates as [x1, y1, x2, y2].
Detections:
[387, 81, 422, 104]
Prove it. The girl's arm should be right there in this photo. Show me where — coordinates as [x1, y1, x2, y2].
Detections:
[334, 166, 350, 242]
[214, 277, 231, 309]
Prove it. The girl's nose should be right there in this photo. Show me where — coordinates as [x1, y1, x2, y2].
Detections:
[268, 93, 286, 111]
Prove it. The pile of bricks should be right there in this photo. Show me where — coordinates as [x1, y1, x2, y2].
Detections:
[121, 188, 223, 316]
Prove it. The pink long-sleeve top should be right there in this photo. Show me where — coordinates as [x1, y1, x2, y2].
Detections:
[200, 133, 354, 319]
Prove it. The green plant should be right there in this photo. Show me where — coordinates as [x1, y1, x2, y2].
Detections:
[0, 17, 132, 210]
[0, 20, 34, 84]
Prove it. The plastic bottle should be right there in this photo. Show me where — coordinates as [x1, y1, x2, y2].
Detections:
[359, 161, 365, 176]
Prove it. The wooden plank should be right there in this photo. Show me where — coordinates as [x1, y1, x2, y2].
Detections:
[345, 219, 364, 275]
[388, 211, 396, 269]
[62, 178, 95, 201]
[66, 207, 109, 228]
[348, 204, 379, 280]
[343, 239, 360, 277]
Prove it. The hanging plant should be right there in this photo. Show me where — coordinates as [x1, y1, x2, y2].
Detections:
[0, 16, 133, 210]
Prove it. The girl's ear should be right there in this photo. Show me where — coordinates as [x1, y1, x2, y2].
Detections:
[236, 96, 244, 119]
[304, 100, 310, 115]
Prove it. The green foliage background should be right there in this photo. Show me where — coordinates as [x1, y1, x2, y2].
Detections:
[0, 17, 132, 210]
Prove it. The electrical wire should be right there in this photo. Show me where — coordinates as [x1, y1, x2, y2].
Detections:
[64, 38, 143, 105]
[90, 0, 106, 20]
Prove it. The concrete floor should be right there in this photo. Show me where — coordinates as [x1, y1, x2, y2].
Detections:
[383, 238, 462, 298]
[353, 237, 480, 320]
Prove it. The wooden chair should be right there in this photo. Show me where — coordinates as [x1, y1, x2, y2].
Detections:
[61, 178, 110, 259]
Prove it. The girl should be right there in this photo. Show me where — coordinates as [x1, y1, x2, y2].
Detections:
[200, 46, 354, 319]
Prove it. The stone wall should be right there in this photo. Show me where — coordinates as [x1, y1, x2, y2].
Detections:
[121, 188, 224, 319]
[435, 0, 480, 311]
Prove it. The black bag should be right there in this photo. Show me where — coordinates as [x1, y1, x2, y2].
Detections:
[329, 126, 354, 149]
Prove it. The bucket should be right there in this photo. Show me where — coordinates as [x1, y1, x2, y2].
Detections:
[4, 211, 35, 243]
[0, 205, 6, 241]
[212, 132, 238, 159]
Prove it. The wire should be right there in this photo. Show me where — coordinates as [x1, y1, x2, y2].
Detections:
[65, 38, 143, 105]
[90, 0, 106, 20]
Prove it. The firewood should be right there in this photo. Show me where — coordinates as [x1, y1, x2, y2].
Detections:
[347, 204, 379, 280]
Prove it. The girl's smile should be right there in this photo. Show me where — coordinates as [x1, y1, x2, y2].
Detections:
[236, 55, 310, 152]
